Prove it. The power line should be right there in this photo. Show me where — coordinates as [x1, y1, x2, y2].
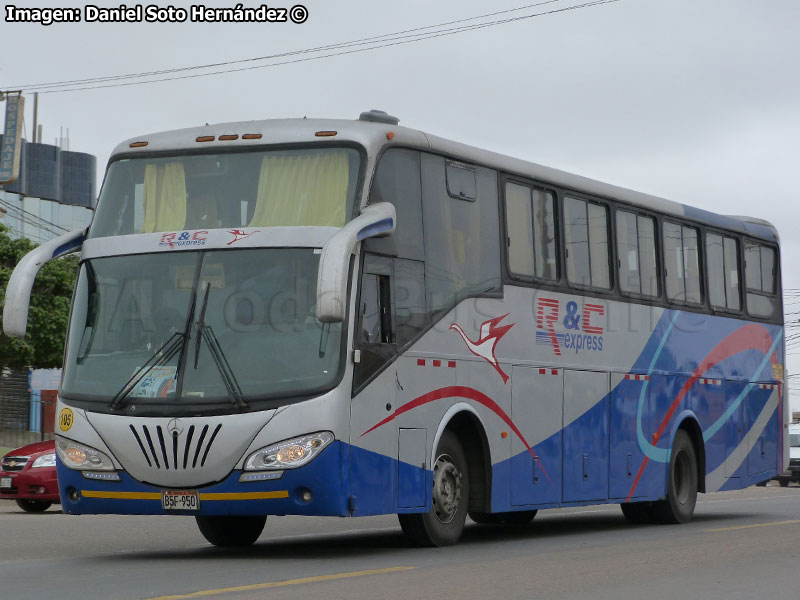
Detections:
[13, 0, 568, 91]
[15, 0, 621, 94]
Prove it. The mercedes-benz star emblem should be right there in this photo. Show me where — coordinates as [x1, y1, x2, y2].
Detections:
[167, 418, 184, 437]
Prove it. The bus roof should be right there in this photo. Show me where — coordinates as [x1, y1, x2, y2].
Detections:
[112, 113, 778, 243]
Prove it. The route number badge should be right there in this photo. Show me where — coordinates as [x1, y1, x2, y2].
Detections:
[59, 407, 74, 432]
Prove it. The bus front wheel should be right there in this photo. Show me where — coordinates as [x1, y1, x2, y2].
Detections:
[398, 431, 469, 546]
[653, 429, 698, 524]
[196, 515, 267, 547]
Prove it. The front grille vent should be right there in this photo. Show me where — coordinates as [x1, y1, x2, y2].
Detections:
[129, 424, 222, 470]
[1, 456, 29, 472]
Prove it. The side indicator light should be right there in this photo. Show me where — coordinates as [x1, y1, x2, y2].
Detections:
[315, 130, 337, 137]
[386, 132, 395, 140]
[501, 431, 508, 439]
[242, 133, 263, 140]
[129, 141, 148, 148]
[196, 136, 215, 142]
[218, 134, 239, 141]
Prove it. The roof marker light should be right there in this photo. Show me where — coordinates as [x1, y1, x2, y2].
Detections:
[242, 133, 263, 140]
[129, 141, 148, 148]
[218, 134, 239, 141]
[196, 136, 215, 142]
[315, 130, 337, 137]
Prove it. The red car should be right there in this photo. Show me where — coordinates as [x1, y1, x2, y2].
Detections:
[0, 439, 59, 512]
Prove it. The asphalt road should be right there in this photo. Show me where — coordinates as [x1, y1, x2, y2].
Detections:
[1, 485, 799, 600]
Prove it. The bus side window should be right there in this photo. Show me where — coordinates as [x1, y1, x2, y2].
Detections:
[421, 153, 501, 313]
[744, 241, 777, 318]
[616, 210, 658, 297]
[706, 232, 741, 311]
[664, 221, 701, 305]
[359, 254, 394, 345]
[564, 196, 610, 289]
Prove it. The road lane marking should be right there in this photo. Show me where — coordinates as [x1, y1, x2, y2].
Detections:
[705, 519, 800, 532]
[145, 566, 415, 599]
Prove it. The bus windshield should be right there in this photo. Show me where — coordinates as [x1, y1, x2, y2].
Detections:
[89, 146, 361, 238]
[61, 248, 343, 408]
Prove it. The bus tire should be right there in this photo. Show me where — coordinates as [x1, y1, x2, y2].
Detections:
[653, 429, 698, 524]
[620, 501, 654, 524]
[16, 499, 52, 513]
[398, 431, 469, 546]
[195, 515, 266, 547]
[469, 510, 537, 525]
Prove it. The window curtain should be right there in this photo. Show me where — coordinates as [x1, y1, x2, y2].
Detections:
[141, 163, 187, 233]
[249, 152, 349, 227]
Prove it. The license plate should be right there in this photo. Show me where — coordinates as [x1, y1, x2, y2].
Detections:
[0, 477, 11, 489]
[161, 489, 199, 511]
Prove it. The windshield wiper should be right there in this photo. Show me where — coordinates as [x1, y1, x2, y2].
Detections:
[108, 332, 183, 409]
[110, 259, 204, 409]
[193, 282, 247, 410]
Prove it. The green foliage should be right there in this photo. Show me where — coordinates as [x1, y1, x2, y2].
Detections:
[0, 224, 79, 369]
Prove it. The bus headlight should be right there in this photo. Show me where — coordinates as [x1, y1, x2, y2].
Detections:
[56, 438, 115, 471]
[244, 432, 334, 471]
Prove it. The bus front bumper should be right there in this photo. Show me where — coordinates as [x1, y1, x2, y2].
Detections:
[56, 441, 349, 516]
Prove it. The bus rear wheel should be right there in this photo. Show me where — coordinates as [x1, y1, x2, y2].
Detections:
[195, 515, 267, 547]
[653, 429, 698, 524]
[398, 431, 469, 546]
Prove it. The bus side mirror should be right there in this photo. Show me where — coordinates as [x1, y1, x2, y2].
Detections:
[2, 228, 87, 338]
[316, 202, 396, 323]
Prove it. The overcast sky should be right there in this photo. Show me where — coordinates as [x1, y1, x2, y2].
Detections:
[3, 0, 799, 399]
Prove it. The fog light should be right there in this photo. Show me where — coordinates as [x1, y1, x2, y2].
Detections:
[67, 487, 80, 502]
[37, 486, 46, 495]
[301, 489, 312, 503]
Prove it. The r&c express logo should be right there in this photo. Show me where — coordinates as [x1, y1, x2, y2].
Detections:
[536, 298, 604, 357]
[159, 231, 208, 249]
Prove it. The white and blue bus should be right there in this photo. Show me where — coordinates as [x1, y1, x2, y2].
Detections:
[3, 110, 786, 546]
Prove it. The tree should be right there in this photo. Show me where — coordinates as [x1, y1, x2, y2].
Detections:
[0, 224, 79, 369]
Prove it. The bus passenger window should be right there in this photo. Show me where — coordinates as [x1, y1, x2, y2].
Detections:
[421, 153, 501, 314]
[706, 233, 741, 311]
[745, 241, 777, 318]
[505, 183, 557, 281]
[664, 222, 701, 305]
[565, 197, 610, 289]
[616, 210, 657, 297]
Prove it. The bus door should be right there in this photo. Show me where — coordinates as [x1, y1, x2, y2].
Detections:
[510, 365, 562, 506]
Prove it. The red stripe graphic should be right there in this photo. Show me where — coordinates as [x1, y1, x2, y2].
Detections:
[361, 386, 553, 485]
[626, 323, 779, 502]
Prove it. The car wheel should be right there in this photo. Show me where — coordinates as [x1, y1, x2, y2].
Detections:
[195, 515, 266, 546]
[16, 499, 52, 513]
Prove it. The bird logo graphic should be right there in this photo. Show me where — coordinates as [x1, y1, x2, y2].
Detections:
[449, 314, 514, 383]
[227, 229, 259, 246]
